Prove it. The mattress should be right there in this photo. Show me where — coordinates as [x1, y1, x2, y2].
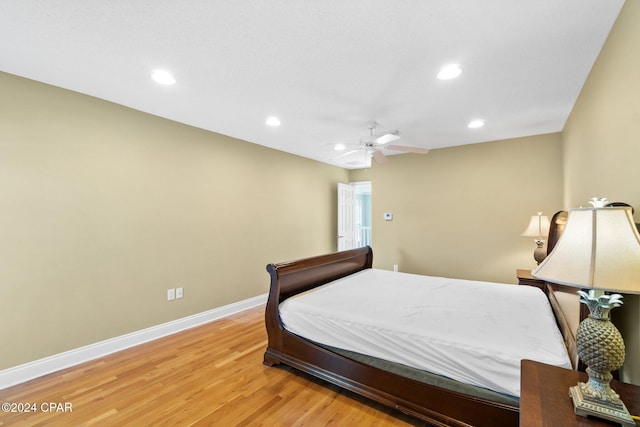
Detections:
[279, 268, 572, 397]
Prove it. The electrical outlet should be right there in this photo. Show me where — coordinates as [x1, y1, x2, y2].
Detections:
[393, 264, 399, 272]
[167, 288, 175, 301]
[176, 287, 183, 299]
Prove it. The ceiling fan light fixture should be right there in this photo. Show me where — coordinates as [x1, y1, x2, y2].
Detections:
[437, 64, 462, 80]
[334, 143, 346, 151]
[375, 133, 401, 145]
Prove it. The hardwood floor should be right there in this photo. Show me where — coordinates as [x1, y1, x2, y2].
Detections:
[0, 306, 427, 426]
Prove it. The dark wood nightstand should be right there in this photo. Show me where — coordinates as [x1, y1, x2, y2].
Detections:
[520, 360, 640, 426]
[517, 269, 547, 294]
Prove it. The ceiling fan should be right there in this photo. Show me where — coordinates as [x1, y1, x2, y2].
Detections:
[334, 122, 429, 165]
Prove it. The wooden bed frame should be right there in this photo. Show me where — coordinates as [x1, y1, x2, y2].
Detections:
[263, 244, 581, 426]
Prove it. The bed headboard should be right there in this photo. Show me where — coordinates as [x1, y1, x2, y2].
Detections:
[546, 210, 568, 255]
[543, 210, 582, 370]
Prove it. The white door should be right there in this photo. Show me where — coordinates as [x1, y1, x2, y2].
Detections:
[337, 183, 356, 251]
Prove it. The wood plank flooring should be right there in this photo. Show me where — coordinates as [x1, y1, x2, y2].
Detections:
[0, 306, 427, 426]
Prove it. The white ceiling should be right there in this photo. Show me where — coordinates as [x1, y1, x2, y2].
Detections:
[0, 1, 624, 169]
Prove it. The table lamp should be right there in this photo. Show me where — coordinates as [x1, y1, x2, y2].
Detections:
[521, 212, 551, 264]
[532, 198, 640, 426]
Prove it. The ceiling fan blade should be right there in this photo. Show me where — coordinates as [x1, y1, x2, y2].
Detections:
[386, 145, 430, 154]
[375, 131, 400, 145]
[373, 150, 388, 164]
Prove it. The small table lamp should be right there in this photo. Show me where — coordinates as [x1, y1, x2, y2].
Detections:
[521, 212, 551, 264]
[532, 198, 640, 426]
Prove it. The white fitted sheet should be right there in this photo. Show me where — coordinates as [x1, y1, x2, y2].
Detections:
[279, 268, 571, 397]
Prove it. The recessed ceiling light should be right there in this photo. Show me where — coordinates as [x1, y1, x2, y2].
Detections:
[334, 143, 346, 151]
[468, 119, 485, 129]
[437, 64, 462, 80]
[151, 69, 176, 85]
[266, 116, 281, 127]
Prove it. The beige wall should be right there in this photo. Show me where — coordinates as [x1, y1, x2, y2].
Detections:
[563, 1, 640, 213]
[350, 133, 564, 284]
[0, 72, 348, 370]
[562, 0, 640, 384]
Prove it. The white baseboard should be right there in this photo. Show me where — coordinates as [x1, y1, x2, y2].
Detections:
[0, 293, 267, 390]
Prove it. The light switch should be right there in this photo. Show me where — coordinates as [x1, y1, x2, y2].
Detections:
[383, 212, 393, 221]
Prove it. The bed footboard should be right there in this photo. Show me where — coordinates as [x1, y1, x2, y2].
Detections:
[264, 246, 373, 366]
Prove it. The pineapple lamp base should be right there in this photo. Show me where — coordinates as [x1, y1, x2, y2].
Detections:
[571, 290, 635, 426]
[570, 379, 635, 426]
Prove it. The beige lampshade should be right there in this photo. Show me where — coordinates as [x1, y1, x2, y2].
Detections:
[532, 207, 640, 294]
[521, 213, 551, 239]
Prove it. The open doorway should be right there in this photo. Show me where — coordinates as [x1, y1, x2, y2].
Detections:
[337, 181, 371, 250]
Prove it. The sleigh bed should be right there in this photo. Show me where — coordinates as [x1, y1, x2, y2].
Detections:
[263, 225, 581, 426]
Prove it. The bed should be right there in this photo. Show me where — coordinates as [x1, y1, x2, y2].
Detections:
[263, 226, 581, 426]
